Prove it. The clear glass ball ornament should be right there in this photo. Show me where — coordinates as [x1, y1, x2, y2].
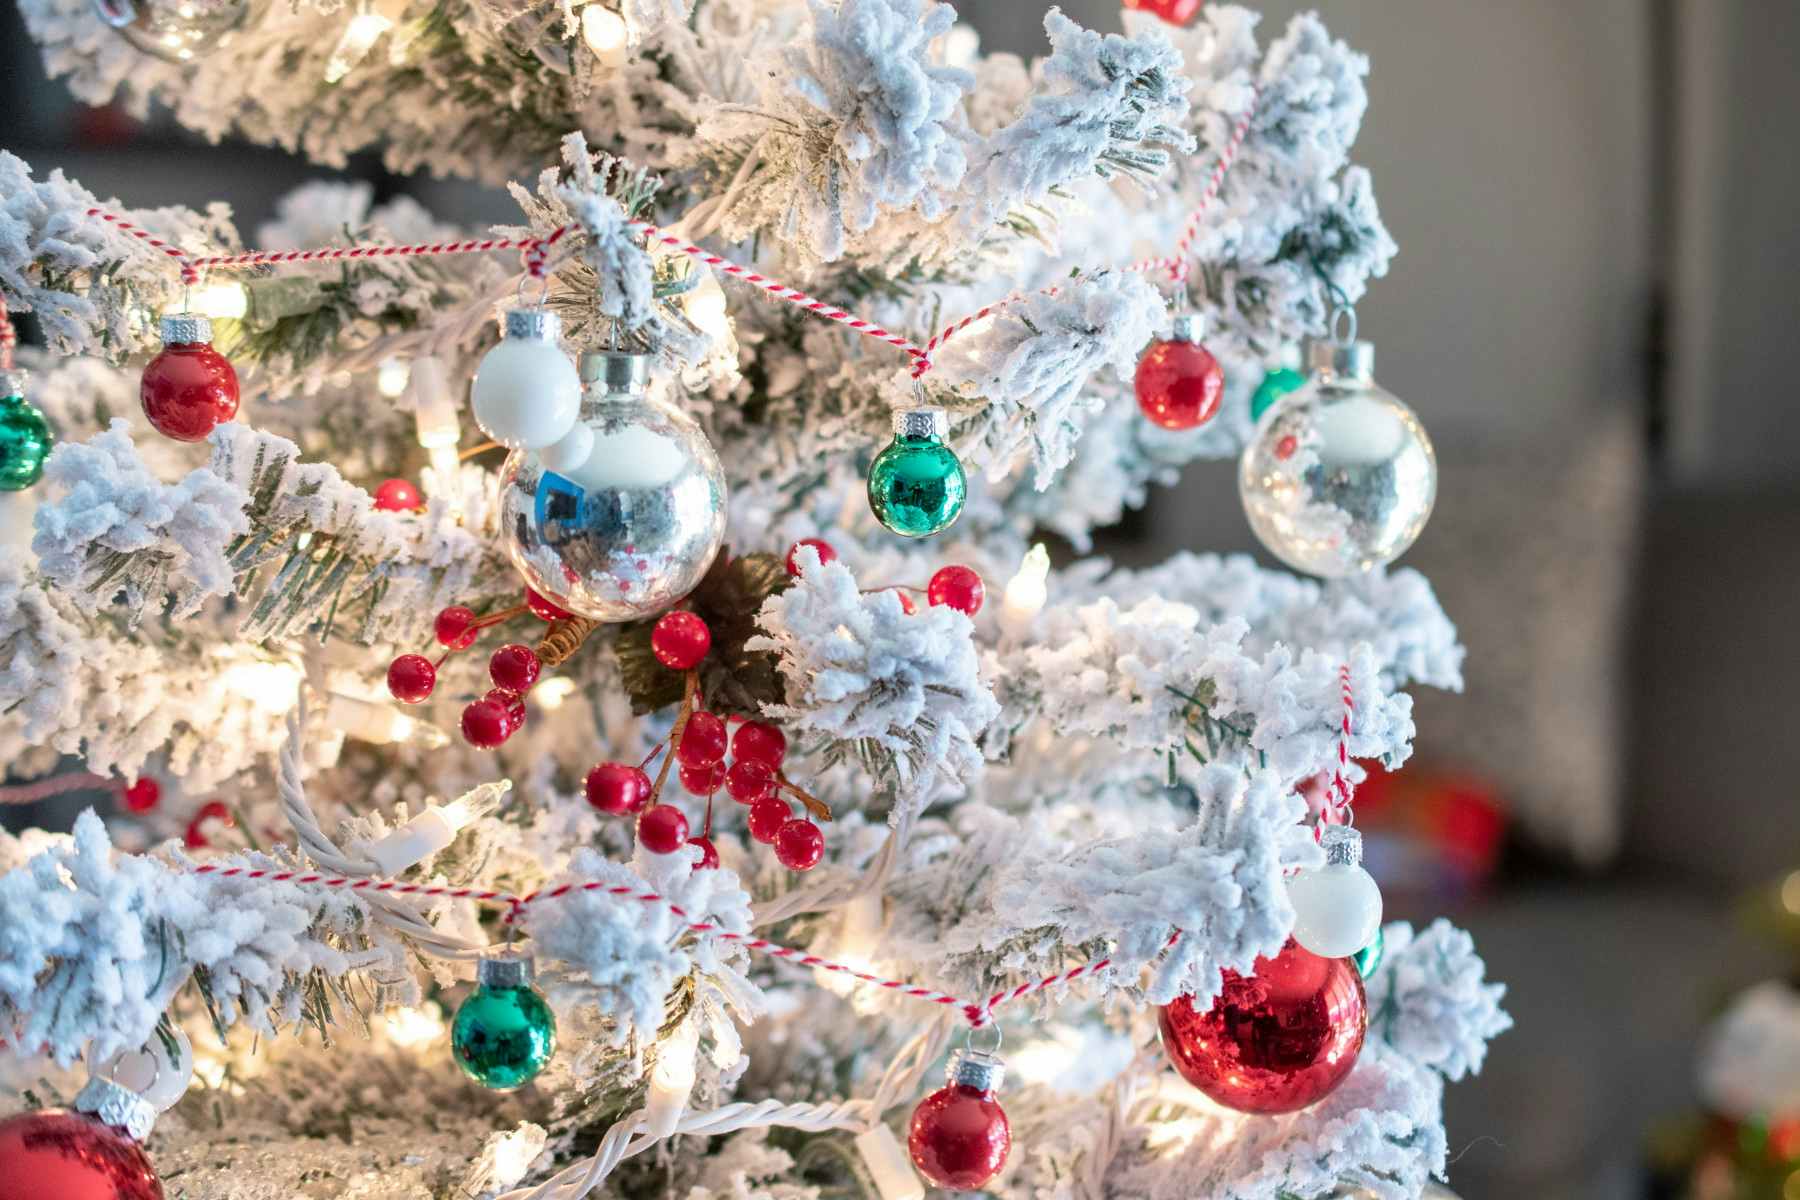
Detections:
[91, 0, 256, 61]
[498, 350, 726, 622]
[1238, 339, 1436, 578]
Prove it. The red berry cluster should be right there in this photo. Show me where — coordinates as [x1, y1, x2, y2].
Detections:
[461, 643, 542, 749]
[713, 718, 824, 872]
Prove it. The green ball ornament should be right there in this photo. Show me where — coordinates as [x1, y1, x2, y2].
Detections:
[1249, 366, 1305, 425]
[0, 370, 53, 492]
[451, 954, 557, 1090]
[1351, 925, 1384, 979]
[867, 407, 966, 538]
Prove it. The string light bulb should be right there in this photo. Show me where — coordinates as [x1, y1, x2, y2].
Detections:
[365, 782, 509, 874]
[816, 891, 883, 999]
[188, 281, 248, 320]
[1002, 543, 1050, 630]
[684, 270, 732, 345]
[320, 691, 450, 748]
[323, 8, 392, 83]
[376, 357, 410, 398]
[581, 3, 627, 65]
[644, 1016, 700, 1138]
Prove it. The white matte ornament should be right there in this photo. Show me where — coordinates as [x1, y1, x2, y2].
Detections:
[1239, 340, 1436, 578]
[1286, 826, 1383, 958]
[537, 421, 595, 473]
[471, 309, 582, 451]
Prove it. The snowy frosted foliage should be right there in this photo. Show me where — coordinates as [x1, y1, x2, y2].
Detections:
[0, 811, 408, 1067]
[32, 420, 248, 620]
[727, 0, 971, 262]
[937, 269, 1167, 488]
[1698, 982, 1800, 1120]
[750, 549, 999, 806]
[1366, 919, 1514, 1083]
[523, 846, 760, 1049]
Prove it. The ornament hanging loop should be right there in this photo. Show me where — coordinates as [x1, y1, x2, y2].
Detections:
[515, 271, 551, 311]
[1329, 304, 1358, 347]
[963, 1018, 1003, 1055]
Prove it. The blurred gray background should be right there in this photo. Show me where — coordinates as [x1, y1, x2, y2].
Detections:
[4, 2, 1800, 1197]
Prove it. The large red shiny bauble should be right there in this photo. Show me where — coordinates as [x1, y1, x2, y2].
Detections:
[141, 341, 239, 442]
[907, 1082, 1010, 1190]
[1122, 0, 1203, 25]
[0, 1108, 164, 1200]
[1134, 337, 1224, 430]
[1158, 938, 1366, 1114]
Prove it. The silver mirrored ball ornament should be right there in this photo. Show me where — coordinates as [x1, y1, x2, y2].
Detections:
[1238, 340, 1436, 578]
[498, 351, 726, 622]
[92, 0, 256, 61]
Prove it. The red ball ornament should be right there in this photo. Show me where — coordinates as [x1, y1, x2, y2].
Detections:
[461, 698, 513, 749]
[434, 605, 479, 649]
[731, 720, 787, 768]
[688, 836, 720, 871]
[586, 762, 650, 814]
[386, 653, 437, 704]
[1157, 938, 1366, 1114]
[1135, 315, 1224, 431]
[676, 710, 728, 768]
[0, 1107, 164, 1200]
[140, 314, 239, 443]
[525, 587, 572, 622]
[122, 778, 160, 813]
[372, 478, 422, 512]
[1121, 0, 1202, 26]
[651, 611, 712, 670]
[638, 804, 689, 855]
[926, 565, 985, 615]
[746, 797, 789, 844]
[724, 758, 776, 804]
[784, 538, 837, 578]
[489, 644, 541, 693]
[680, 759, 727, 796]
[773, 817, 824, 871]
[183, 800, 232, 850]
[908, 1050, 1010, 1190]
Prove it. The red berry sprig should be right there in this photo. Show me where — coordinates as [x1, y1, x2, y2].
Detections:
[927, 565, 984, 615]
[373, 478, 423, 512]
[651, 610, 712, 670]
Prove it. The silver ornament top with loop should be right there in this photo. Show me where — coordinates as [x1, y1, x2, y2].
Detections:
[945, 1046, 1005, 1094]
[74, 1075, 157, 1143]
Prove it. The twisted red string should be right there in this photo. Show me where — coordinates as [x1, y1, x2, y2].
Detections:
[84, 207, 201, 283]
[0, 294, 15, 372]
[188, 862, 1173, 1026]
[1318, 662, 1356, 836]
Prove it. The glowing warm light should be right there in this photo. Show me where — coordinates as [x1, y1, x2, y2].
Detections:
[366, 783, 508, 874]
[324, 10, 393, 83]
[1002, 542, 1050, 625]
[684, 271, 732, 344]
[490, 1124, 545, 1187]
[1782, 870, 1800, 916]
[188, 281, 248, 320]
[410, 356, 462, 449]
[644, 1017, 700, 1137]
[383, 1004, 447, 1049]
[581, 4, 627, 63]
[534, 676, 578, 710]
[376, 357, 410, 398]
[220, 659, 304, 710]
[321, 691, 450, 747]
[816, 892, 883, 999]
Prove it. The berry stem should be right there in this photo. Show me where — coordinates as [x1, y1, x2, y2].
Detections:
[472, 603, 529, 630]
[637, 743, 666, 772]
[778, 771, 831, 822]
[647, 670, 699, 808]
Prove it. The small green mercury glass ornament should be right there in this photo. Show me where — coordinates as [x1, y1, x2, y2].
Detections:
[0, 369, 53, 492]
[1350, 925, 1384, 980]
[451, 953, 557, 1090]
[1249, 366, 1305, 426]
[867, 406, 966, 538]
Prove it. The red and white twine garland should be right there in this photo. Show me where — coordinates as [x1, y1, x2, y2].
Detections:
[78, 88, 1260, 384]
[187, 862, 1177, 1027]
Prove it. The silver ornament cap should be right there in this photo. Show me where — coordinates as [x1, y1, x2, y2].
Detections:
[504, 307, 562, 343]
[945, 1048, 1005, 1094]
[1168, 312, 1208, 344]
[478, 952, 535, 990]
[579, 349, 651, 394]
[1307, 338, 1375, 383]
[74, 1074, 157, 1143]
[892, 406, 948, 440]
[1319, 823, 1363, 867]
[0, 368, 28, 399]
[159, 312, 213, 345]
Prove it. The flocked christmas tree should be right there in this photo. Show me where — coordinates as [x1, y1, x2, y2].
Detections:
[0, 1, 1511, 1196]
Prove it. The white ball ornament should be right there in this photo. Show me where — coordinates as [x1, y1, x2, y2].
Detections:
[471, 308, 583, 451]
[1286, 825, 1383, 959]
[498, 350, 726, 622]
[1238, 338, 1436, 578]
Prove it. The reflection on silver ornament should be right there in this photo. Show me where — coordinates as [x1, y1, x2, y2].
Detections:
[92, 0, 256, 61]
[498, 350, 726, 623]
[1238, 339, 1436, 578]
